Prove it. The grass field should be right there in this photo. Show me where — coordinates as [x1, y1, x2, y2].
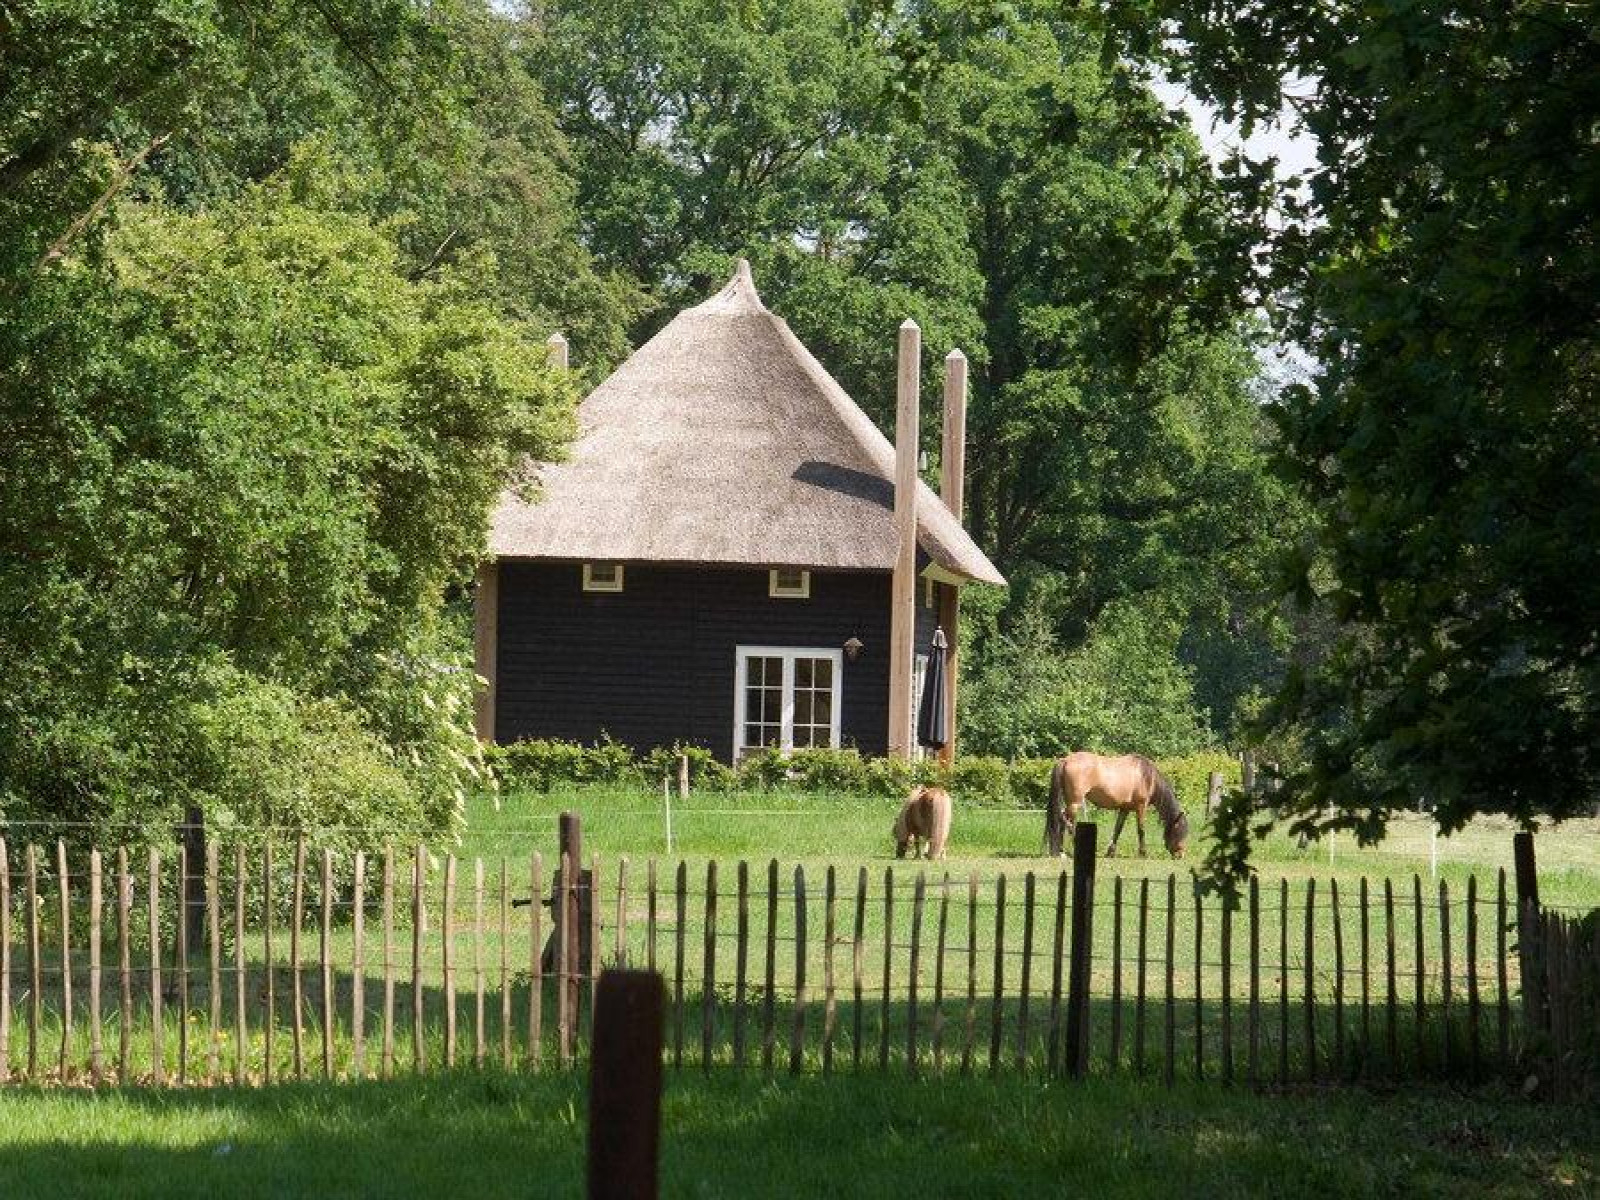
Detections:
[0, 1068, 1593, 1199]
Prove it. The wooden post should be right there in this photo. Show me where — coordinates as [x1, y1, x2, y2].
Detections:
[734, 861, 749, 1067]
[1496, 868, 1509, 1069]
[0, 840, 8, 1086]
[1384, 877, 1398, 1069]
[672, 860, 686, 1069]
[1016, 871, 1034, 1072]
[1109, 875, 1124, 1074]
[473, 561, 499, 743]
[1303, 878, 1316, 1079]
[853, 867, 867, 1071]
[205, 843, 219, 1084]
[909, 871, 926, 1075]
[529, 852, 544, 1070]
[880, 866, 895, 1071]
[291, 837, 305, 1080]
[117, 848, 131, 1084]
[1164, 873, 1176, 1088]
[559, 813, 583, 1039]
[148, 847, 163, 1085]
[233, 844, 246, 1085]
[90, 848, 104, 1085]
[587, 970, 663, 1200]
[790, 865, 808, 1074]
[1331, 878, 1345, 1075]
[1047, 869, 1068, 1075]
[822, 865, 837, 1073]
[1206, 772, 1223, 818]
[57, 841, 73, 1083]
[700, 861, 717, 1072]
[1137, 877, 1151, 1078]
[962, 872, 977, 1075]
[677, 754, 689, 802]
[1247, 876, 1259, 1087]
[1221, 885, 1234, 1085]
[383, 849, 395, 1078]
[1512, 832, 1541, 1045]
[932, 873, 950, 1072]
[887, 317, 920, 759]
[937, 347, 967, 766]
[413, 845, 426, 1074]
[353, 851, 367, 1078]
[989, 872, 1006, 1074]
[1065, 823, 1097, 1078]
[26, 845, 39, 1079]
[762, 859, 777, 1074]
[646, 859, 657, 974]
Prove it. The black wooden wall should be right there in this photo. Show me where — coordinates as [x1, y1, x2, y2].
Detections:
[496, 562, 935, 761]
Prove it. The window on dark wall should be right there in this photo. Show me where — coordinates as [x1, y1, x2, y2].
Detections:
[734, 646, 840, 760]
[768, 568, 810, 599]
[582, 563, 624, 592]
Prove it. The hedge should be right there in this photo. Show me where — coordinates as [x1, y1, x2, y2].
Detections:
[485, 739, 1240, 812]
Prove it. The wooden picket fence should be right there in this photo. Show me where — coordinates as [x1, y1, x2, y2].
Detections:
[0, 828, 1592, 1094]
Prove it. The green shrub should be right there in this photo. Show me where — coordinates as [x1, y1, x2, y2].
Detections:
[1156, 751, 1240, 817]
[1009, 758, 1058, 809]
[641, 743, 736, 791]
[786, 747, 870, 792]
[945, 755, 1013, 806]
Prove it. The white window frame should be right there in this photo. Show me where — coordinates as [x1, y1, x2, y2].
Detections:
[768, 568, 811, 599]
[733, 645, 843, 761]
[582, 562, 625, 592]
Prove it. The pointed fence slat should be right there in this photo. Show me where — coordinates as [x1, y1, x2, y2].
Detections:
[1048, 870, 1068, 1075]
[1385, 877, 1398, 1068]
[1496, 868, 1509, 1068]
[321, 848, 334, 1079]
[909, 872, 925, 1075]
[500, 859, 512, 1070]
[762, 860, 777, 1074]
[174, 843, 185, 1085]
[383, 849, 396, 1078]
[822, 865, 837, 1073]
[589, 855, 601, 1040]
[413, 846, 426, 1073]
[1413, 874, 1425, 1069]
[734, 861, 749, 1068]
[1016, 872, 1034, 1072]
[0, 840, 9, 1086]
[932, 873, 950, 1073]
[614, 857, 628, 968]
[853, 867, 868, 1071]
[1193, 878, 1204, 1082]
[1109, 876, 1123, 1074]
[673, 860, 687, 1069]
[1164, 873, 1176, 1088]
[353, 851, 366, 1078]
[263, 842, 275, 1085]
[58, 841, 73, 1083]
[1332, 878, 1345, 1075]
[90, 849, 104, 1085]
[701, 861, 717, 1072]
[205, 843, 220, 1084]
[790, 865, 808, 1075]
[962, 872, 978, 1076]
[1247, 876, 1260, 1087]
[1359, 877, 1371, 1069]
[443, 854, 457, 1069]
[646, 859, 657, 975]
[117, 848, 131, 1084]
[1221, 885, 1234, 1085]
[473, 858, 486, 1069]
[1439, 878, 1452, 1075]
[233, 845, 247, 1085]
[27, 845, 40, 1079]
[1466, 874, 1480, 1077]
[1277, 878, 1289, 1086]
[149, 848, 163, 1085]
[291, 839, 305, 1080]
[528, 852, 543, 1071]
[989, 873, 1006, 1074]
[880, 866, 894, 1071]
[1137, 878, 1151, 1078]
[1304, 877, 1317, 1079]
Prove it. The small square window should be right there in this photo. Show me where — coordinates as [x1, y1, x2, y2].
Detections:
[769, 568, 810, 599]
[582, 563, 624, 592]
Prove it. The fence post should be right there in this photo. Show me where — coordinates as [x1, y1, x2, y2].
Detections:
[587, 970, 663, 1200]
[558, 812, 584, 1042]
[1064, 822, 1097, 1078]
[1512, 831, 1542, 1049]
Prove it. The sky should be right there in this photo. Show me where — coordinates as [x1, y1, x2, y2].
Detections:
[1152, 79, 1321, 180]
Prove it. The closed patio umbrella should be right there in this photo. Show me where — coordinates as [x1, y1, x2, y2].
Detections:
[917, 626, 949, 751]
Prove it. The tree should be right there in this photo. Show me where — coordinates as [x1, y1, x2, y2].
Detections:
[1121, 0, 1600, 856]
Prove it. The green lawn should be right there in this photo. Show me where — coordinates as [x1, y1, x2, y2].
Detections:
[0, 1068, 1592, 1199]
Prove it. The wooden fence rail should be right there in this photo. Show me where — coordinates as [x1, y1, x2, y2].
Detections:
[0, 831, 1587, 1094]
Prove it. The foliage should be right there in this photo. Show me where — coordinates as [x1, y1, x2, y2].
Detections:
[0, 178, 573, 849]
[1106, 0, 1600, 865]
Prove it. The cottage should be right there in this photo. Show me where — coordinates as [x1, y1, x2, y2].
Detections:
[474, 261, 1004, 764]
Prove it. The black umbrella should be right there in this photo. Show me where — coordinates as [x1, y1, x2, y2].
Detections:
[917, 626, 949, 751]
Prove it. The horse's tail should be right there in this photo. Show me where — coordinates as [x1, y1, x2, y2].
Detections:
[1046, 759, 1067, 854]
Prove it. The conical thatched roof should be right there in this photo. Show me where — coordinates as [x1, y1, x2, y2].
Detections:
[489, 262, 1005, 586]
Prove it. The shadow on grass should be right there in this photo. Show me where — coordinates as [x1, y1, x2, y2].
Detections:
[0, 1064, 1594, 1199]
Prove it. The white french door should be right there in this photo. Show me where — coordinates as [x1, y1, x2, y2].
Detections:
[733, 646, 843, 760]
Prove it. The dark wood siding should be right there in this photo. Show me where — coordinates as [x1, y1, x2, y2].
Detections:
[495, 563, 894, 761]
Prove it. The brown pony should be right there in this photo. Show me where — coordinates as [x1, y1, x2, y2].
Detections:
[1045, 752, 1188, 859]
[894, 786, 953, 860]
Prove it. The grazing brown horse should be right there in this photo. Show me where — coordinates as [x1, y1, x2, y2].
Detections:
[894, 786, 953, 860]
[1045, 752, 1189, 859]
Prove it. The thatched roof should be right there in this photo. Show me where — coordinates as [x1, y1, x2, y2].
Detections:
[489, 261, 1005, 586]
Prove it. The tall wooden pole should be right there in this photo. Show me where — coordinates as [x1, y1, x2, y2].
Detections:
[936, 348, 966, 768]
[888, 319, 921, 760]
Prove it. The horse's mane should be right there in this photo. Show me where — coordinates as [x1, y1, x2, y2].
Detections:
[1135, 756, 1183, 830]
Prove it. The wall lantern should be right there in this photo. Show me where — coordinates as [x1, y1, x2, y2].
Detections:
[843, 636, 864, 661]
